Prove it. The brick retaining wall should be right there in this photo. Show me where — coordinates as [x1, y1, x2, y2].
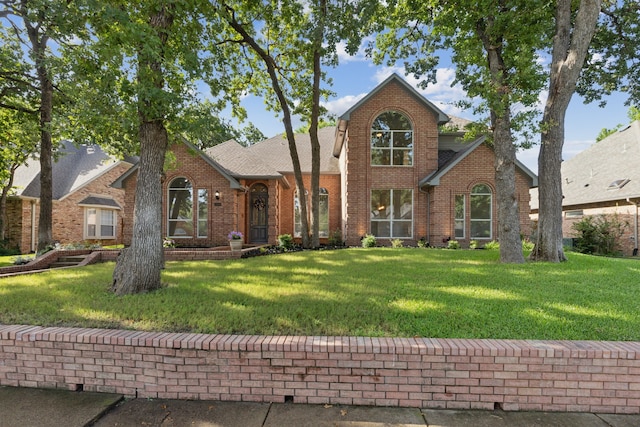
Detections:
[1, 325, 639, 413]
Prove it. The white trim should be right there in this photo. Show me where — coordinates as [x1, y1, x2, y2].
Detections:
[84, 207, 117, 240]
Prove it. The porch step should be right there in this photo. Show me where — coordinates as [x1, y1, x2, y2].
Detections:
[49, 255, 88, 269]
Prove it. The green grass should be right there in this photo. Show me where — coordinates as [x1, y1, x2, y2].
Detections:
[0, 255, 18, 267]
[1, 248, 639, 340]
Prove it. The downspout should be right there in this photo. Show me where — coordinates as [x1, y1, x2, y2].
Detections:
[419, 185, 430, 245]
[627, 198, 638, 255]
[31, 200, 36, 253]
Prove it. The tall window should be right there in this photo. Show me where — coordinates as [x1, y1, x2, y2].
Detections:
[168, 177, 193, 237]
[470, 184, 492, 239]
[294, 188, 329, 238]
[85, 208, 116, 239]
[197, 189, 208, 238]
[371, 111, 413, 166]
[370, 189, 412, 238]
[454, 194, 465, 239]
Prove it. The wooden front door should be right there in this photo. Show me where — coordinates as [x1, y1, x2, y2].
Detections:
[250, 184, 269, 243]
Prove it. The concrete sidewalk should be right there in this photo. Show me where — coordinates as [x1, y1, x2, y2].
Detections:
[1, 386, 640, 427]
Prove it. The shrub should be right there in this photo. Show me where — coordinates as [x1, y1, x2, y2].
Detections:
[522, 239, 535, 252]
[0, 239, 20, 256]
[278, 234, 294, 250]
[417, 237, 428, 248]
[469, 240, 478, 249]
[484, 240, 500, 250]
[12, 255, 33, 265]
[572, 214, 628, 256]
[328, 229, 344, 247]
[390, 238, 403, 248]
[447, 240, 460, 249]
[361, 234, 377, 248]
[163, 237, 175, 248]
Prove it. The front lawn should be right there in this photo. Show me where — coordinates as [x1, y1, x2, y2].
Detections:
[1, 248, 639, 340]
[0, 255, 17, 268]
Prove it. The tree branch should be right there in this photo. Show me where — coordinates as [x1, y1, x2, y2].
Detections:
[0, 101, 38, 114]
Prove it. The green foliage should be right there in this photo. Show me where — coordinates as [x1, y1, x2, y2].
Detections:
[484, 241, 500, 250]
[0, 240, 20, 256]
[391, 238, 403, 248]
[521, 239, 535, 252]
[417, 237, 429, 248]
[469, 240, 478, 250]
[278, 234, 294, 250]
[327, 229, 344, 247]
[3, 250, 640, 340]
[572, 214, 629, 256]
[163, 238, 176, 249]
[361, 234, 377, 248]
[11, 255, 34, 266]
[447, 240, 460, 249]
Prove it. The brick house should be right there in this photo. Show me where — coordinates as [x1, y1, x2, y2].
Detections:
[116, 74, 537, 248]
[530, 120, 640, 256]
[7, 141, 135, 253]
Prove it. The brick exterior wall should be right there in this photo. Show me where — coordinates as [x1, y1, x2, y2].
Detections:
[6, 163, 131, 254]
[340, 80, 533, 247]
[122, 143, 247, 247]
[1, 325, 639, 414]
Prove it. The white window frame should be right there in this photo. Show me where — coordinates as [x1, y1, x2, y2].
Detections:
[371, 111, 414, 167]
[294, 188, 329, 238]
[197, 189, 208, 238]
[454, 194, 465, 239]
[370, 189, 413, 238]
[84, 208, 117, 239]
[168, 177, 194, 238]
[470, 184, 492, 239]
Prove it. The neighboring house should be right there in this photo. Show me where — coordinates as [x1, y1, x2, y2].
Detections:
[6, 141, 135, 253]
[530, 120, 640, 256]
[115, 74, 537, 248]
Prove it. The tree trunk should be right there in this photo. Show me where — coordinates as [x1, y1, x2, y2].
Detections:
[530, 0, 601, 262]
[112, 4, 173, 295]
[112, 120, 167, 295]
[477, 17, 524, 264]
[493, 111, 525, 263]
[0, 164, 18, 242]
[308, 0, 326, 249]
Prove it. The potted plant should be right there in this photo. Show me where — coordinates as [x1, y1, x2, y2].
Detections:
[228, 231, 243, 251]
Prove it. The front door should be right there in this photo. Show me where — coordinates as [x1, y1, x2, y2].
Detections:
[250, 184, 269, 243]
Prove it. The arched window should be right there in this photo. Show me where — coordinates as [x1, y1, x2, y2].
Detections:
[168, 177, 193, 237]
[294, 188, 329, 238]
[371, 111, 413, 166]
[470, 184, 492, 239]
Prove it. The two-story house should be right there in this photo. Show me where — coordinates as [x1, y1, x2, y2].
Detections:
[114, 74, 537, 248]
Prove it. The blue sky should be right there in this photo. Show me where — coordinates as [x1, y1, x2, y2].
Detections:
[223, 48, 631, 175]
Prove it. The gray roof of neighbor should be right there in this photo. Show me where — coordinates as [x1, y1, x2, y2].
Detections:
[246, 126, 340, 174]
[78, 196, 122, 209]
[559, 120, 640, 207]
[205, 140, 282, 179]
[12, 141, 133, 200]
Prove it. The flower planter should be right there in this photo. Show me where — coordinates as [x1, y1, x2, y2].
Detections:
[229, 239, 243, 251]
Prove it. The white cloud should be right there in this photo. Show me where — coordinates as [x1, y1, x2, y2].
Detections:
[323, 93, 367, 117]
[335, 37, 372, 64]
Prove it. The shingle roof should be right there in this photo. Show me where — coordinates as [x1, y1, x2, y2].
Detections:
[205, 140, 282, 179]
[78, 196, 122, 209]
[12, 141, 131, 200]
[560, 120, 640, 207]
[247, 126, 340, 174]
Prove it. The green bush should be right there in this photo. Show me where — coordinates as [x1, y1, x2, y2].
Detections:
[572, 214, 628, 256]
[484, 240, 500, 250]
[447, 240, 460, 249]
[522, 239, 535, 251]
[390, 238, 403, 248]
[0, 239, 20, 256]
[469, 240, 478, 249]
[417, 238, 428, 248]
[328, 229, 344, 247]
[361, 234, 377, 248]
[278, 234, 294, 250]
[12, 255, 34, 265]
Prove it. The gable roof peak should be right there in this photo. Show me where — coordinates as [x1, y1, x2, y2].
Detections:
[339, 73, 450, 125]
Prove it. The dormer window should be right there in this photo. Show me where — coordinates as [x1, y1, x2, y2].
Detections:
[608, 179, 630, 190]
[371, 111, 413, 166]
